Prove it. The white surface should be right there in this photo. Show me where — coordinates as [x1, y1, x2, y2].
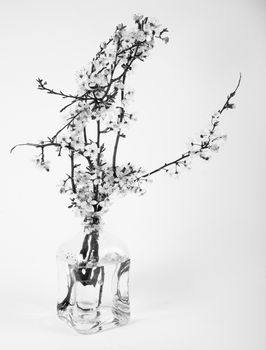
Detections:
[1, 0, 266, 349]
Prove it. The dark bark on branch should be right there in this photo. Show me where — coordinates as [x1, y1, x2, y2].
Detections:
[70, 150, 76, 193]
[140, 74, 242, 179]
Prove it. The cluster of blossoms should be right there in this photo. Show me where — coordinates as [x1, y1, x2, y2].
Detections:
[59, 163, 149, 226]
[33, 155, 50, 172]
[161, 109, 233, 178]
[19, 15, 169, 231]
[189, 113, 228, 158]
[13, 14, 240, 234]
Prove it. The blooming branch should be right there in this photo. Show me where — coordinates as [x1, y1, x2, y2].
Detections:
[11, 14, 240, 234]
[141, 73, 242, 179]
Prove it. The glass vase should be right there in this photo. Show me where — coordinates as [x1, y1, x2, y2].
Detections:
[56, 229, 130, 334]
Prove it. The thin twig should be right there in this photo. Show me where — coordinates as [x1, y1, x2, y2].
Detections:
[140, 73, 242, 179]
[70, 150, 76, 193]
[51, 110, 82, 141]
[112, 45, 141, 175]
[10, 141, 61, 153]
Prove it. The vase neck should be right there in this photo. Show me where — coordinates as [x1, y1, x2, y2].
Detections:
[82, 212, 104, 235]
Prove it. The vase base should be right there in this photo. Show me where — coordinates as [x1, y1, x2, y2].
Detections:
[58, 304, 130, 334]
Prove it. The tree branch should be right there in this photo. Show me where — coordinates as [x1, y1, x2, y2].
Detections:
[10, 141, 61, 153]
[111, 46, 141, 176]
[141, 152, 191, 178]
[51, 110, 82, 141]
[70, 150, 76, 193]
[36, 78, 92, 101]
[140, 73, 242, 179]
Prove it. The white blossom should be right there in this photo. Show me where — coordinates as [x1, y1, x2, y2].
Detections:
[25, 14, 238, 235]
[33, 156, 50, 172]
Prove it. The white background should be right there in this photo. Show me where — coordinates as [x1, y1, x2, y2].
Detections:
[0, 0, 266, 349]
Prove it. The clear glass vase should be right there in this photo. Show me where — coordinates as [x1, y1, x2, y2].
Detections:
[56, 229, 130, 334]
